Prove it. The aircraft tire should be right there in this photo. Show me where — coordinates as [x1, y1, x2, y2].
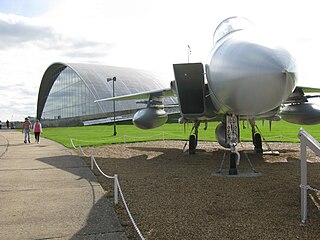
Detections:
[229, 152, 238, 175]
[254, 133, 263, 153]
[189, 134, 197, 155]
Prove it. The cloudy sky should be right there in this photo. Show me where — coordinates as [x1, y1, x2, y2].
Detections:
[0, 0, 319, 121]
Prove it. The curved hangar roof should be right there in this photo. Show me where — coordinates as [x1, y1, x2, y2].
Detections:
[37, 62, 176, 119]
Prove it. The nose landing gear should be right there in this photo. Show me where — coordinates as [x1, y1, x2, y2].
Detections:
[226, 114, 240, 175]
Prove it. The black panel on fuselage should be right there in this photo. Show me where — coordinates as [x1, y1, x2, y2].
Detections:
[173, 63, 205, 115]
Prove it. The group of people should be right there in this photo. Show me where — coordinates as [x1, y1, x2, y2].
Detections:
[0, 120, 13, 129]
[22, 118, 42, 144]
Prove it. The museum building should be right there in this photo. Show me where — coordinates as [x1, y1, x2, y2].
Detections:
[37, 62, 177, 126]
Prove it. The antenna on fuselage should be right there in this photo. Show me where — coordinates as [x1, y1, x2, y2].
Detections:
[187, 45, 191, 63]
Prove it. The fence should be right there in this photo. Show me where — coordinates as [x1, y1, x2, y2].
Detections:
[70, 138, 145, 239]
[69, 132, 300, 149]
[298, 128, 320, 224]
[69, 132, 185, 147]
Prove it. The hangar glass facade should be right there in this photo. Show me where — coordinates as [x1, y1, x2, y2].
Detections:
[37, 62, 178, 126]
[42, 67, 102, 119]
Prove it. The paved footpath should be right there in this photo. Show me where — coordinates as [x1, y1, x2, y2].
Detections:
[0, 129, 127, 240]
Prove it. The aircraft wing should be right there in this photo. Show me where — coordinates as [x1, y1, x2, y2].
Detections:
[94, 88, 175, 103]
[295, 75, 320, 93]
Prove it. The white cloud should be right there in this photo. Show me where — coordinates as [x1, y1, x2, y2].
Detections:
[0, 10, 116, 121]
[0, 14, 54, 48]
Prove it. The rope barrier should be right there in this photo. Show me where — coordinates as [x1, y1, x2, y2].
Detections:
[70, 132, 302, 148]
[300, 184, 320, 193]
[90, 155, 115, 179]
[71, 132, 189, 146]
[71, 133, 173, 146]
[116, 178, 145, 240]
[90, 153, 144, 239]
[124, 132, 164, 139]
[70, 138, 77, 149]
[263, 135, 299, 142]
[72, 137, 124, 143]
[70, 138, 145, 239]
[78, 146, 89, 157]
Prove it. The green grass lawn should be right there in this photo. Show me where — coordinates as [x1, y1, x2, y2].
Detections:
[41, 121, 320, 148]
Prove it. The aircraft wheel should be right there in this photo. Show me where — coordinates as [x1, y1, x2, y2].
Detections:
[229, 152, 238, 175]
[189, 134, 197, 155]
[253, 133, 263, 153]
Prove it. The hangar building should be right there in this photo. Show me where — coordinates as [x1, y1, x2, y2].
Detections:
[37, 62, 177, 126]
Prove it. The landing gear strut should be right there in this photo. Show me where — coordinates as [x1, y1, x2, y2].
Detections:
[215, 116, 262, 176]
[226, 114, 240, 175]
[189, 121, 200, 155]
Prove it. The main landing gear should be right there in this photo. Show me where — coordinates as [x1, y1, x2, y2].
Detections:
[187, 116, 263, 176]
[249, 119, 263, 154]
[188, 121, 200, 155]
[187, 120, 209, 154]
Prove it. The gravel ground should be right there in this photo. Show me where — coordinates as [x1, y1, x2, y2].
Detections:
[82, 141, 320, 240]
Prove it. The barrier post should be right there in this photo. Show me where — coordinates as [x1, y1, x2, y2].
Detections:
[91, 155, 94, 170]
[74, 143, 143, 238]
[298, 128, 320, 223]
[300, 140, 307, 223]
[114, 174, 119, 205]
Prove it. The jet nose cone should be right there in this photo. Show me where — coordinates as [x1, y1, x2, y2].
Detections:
[242, 44, 298, 114]
[253, 45, 297, 108]
[258, 44, 297, 82]
[207, 37, 297, 115]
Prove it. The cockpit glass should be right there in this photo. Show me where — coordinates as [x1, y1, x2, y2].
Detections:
[213, 17, 253, 45]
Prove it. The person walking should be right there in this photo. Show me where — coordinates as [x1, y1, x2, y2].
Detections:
[33, 120, 42, 144]
[22, 117, 32, 143]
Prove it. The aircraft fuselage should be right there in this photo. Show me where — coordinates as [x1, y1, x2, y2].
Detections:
[205, 18, 297, 117]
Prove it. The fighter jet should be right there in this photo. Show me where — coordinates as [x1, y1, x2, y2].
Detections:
[95, 16, 320, 175]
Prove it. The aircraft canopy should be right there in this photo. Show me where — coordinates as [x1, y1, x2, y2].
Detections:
[213, 16, 253, 45]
